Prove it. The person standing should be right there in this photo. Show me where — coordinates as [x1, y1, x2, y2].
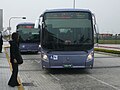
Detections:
[8, 32, 23, 87]
[0, 32, 3, 53]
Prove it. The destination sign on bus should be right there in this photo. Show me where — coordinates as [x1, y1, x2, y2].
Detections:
[45, 12, 90, 19]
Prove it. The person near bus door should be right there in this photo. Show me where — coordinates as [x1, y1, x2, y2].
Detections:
[8, 32, 23, 87]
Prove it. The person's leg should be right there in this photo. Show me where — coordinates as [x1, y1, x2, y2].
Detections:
[0, 44, 2, 53]
[8, 63, 19, 87]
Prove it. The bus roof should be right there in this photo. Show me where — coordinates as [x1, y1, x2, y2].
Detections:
[43, 8, 92, 14]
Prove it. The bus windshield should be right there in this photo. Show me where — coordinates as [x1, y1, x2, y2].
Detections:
[42, 11, 94, 51]
[18, 28, 40, 43]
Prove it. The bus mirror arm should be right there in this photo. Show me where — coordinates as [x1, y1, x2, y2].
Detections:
[42, 22, 47, 29]
[92, 13, 99, 44]
[92, 13, 96, 25]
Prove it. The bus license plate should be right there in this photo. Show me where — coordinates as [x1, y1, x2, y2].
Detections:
[63, 64, 72, 68]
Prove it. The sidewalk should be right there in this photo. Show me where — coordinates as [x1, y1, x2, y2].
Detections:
[0, 47, 18, 90]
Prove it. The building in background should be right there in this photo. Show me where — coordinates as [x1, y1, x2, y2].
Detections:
[0, 9, 3, 32]
[99, 33, 113, 39]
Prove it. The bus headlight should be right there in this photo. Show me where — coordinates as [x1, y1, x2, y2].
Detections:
[39, 44, 41, 48]
[87, 51, 93, 61]
[42, 54, 48, 61]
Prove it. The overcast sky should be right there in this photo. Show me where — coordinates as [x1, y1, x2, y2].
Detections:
[0, 0, 120, 34]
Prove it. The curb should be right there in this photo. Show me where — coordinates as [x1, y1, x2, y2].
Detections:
[94, 48, 120, 57]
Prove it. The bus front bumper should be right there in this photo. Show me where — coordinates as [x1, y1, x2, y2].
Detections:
[42, 60, 93, 69]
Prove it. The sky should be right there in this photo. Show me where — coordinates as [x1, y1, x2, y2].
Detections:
[0, 0, 120, 34]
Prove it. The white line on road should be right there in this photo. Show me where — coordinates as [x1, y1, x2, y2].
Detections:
[87, 75, 120, 90]
[41, 74, 47, 79]
[49, 74, 60, 81]
[35, 60, 41, 63]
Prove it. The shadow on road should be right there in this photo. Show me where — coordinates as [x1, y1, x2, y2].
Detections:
[44, 65, 120, 74]
[46, 68, 91, 75]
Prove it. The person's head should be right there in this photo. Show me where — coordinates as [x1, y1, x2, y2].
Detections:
[12, 32, 19, 42]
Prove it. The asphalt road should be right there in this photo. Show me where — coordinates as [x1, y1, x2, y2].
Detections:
[6, 48, 120, 90]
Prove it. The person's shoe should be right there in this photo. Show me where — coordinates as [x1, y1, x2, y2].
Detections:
[17, 84, 21, 86]
[8, 84, 15, 87]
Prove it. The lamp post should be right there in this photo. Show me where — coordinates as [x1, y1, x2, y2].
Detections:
[73, 0, 75, 9]
[8, 16, 26, 40]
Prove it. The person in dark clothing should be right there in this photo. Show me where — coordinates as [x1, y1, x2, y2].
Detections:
[8, 32, 23, 87]
[0, 32, 3, 53]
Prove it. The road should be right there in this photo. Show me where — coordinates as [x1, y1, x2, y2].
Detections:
[6, 48, 120, 90]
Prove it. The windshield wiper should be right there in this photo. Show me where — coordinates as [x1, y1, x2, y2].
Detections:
[81, 49, 88, 53]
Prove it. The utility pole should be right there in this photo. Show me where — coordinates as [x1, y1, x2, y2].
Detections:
[73, 0, 75, 9]
[0, 9, 3, 32]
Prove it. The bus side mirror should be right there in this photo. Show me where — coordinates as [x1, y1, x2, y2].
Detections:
[92, 13, 99, 45]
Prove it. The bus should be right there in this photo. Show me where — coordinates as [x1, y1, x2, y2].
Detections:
[35, 9, 97, 69]
[16, 22, 40, 53]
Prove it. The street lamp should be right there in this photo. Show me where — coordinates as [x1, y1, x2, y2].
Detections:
[73, 0, 75, 9]
[8, 16, 26, 40]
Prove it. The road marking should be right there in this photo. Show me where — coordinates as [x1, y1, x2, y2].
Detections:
[41, 74, 47, 79]
[4, 47, 24, 90]
[35, 60, 41, 63]
[49, 74, 60, 81]
[87, 75, 120, 90]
